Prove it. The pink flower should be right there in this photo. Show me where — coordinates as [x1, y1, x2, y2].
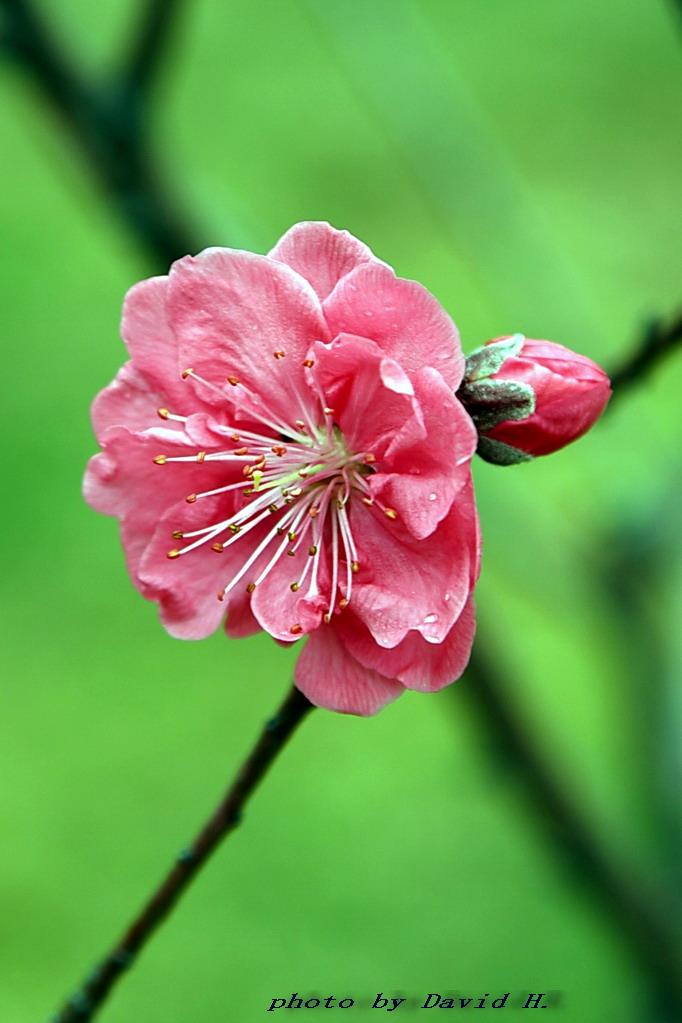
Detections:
[459, 334, 611, 464]
[84, 222, 480, 715]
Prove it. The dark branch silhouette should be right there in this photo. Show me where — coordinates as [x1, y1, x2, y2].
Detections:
[1, 0, 199, 267]
[608, 311, 682, 396]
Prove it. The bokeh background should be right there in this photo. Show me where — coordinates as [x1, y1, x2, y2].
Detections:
[2, 1, 681, 1020]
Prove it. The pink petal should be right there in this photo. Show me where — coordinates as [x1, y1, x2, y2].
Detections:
[368, 367, 477, 539]
[91, 362, 172, 438]
[338, 597, 476, 692]
[137, 497, 266, 640]
[294, 626, 404, 716]
[349, 482, 479, 648]
[322, 262, 464, 389]
[167, 248, 330, 425]
[268, 221, 384, 301]
[121, 276, 189, 411]
[310, 335, 418, 462]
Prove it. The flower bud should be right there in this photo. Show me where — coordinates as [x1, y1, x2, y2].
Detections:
[457, 334, 611, 465]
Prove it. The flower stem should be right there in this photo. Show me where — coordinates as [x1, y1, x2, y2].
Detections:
[47, 685, 314, 1023]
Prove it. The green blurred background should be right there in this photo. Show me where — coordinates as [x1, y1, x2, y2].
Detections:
[2, 0, 681, 1020]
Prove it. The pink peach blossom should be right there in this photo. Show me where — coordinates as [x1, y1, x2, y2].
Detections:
[84, 223, 480, 715]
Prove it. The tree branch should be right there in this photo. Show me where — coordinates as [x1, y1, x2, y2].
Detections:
[48, 686, 314, 1023]
[459, 648, 682, 1021]
[608, 311, 682, 397]
[0, 0, 200, 267]
[123, 0, 184, 103]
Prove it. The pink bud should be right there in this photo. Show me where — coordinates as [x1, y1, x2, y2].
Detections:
[459, 335, 611, 463]
[487, 336, 611, 456]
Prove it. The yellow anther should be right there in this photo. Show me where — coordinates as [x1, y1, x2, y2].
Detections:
[167, 549, 181, 560]
[185, 494, 197, 503]
[211, 543, 223, 553]
[268, 503, 279, 513]
[309, 506, 319, 518]
[364, 453, 376, 464]
[157, 408, 170, 420]
[273, 349, 286, 359]
[351, 560, 360, 573]
[229, 523, 241, 534]
[181, 368, 194, 379]
[288, 531, 297, 542]
[246, 582, 256, 593]
[196, 451, 206, 463]
[323, 407, 335, 416]
[339, 598, 349, 609]
[217, 589, 225, 601]
[287, 550, 296, 557]
[384, 507, 398, 520]
[295, 420, 306, 430]
[302, 358, 314, 368]
[290, 583, 300, 592]
[362, 496, 373, 506]
[153, 455, 167, 465]
[290, 624, 303, 635]
[172, 530, 184, 539]
[308, 545, 318, 556]
[227, 375, 239, 386]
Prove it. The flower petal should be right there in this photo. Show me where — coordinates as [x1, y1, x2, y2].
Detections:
[167, 248, 330, 425]
[294, 626, 404, 715]
[269, 221, 384, 301]
[350, 481, 480, 648]
[338, 597, 476, 692]
[121, 276, 189, 411]
[323, 262, 464, 388]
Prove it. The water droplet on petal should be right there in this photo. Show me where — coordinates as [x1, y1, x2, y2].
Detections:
[428, 493, 437, 501]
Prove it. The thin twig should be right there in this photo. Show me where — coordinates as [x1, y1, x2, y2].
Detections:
[48, 686, 314, 1023]
[0, 0, 200, 267]
[608, 311, 682, 396]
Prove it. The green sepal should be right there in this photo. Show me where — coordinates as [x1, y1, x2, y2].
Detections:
[476, 436, 534, 466]
[457, 378, 536, 432]
[463, 333, 525, 382]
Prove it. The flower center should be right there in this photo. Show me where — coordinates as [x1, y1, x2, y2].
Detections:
[153, 356, 397, 631]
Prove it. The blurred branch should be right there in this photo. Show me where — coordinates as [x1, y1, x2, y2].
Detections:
[608, 311, 682, 397]
[122, 0, 183, 106]
[459, 648, 682, 1021]
[0, 0, 200, 267]
[49, 685, 314, 1023]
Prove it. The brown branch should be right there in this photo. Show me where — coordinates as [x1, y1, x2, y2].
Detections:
[48, 686, 314, 1023]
